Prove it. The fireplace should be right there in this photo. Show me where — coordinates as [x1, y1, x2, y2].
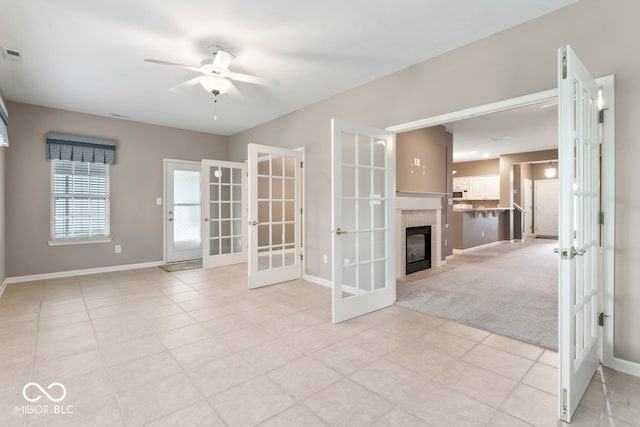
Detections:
[405, 225, 431, 274]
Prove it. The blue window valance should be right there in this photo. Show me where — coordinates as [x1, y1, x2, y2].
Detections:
[46, 132, 116, 165]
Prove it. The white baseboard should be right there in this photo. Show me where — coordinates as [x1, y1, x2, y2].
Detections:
[0, 278, 8, 297]
[5, 261, 165, 284]
[452, 240, 507, 254]
[445, 254, 455, 262]
[612, 357, 640, 378]
[303, 274, 332, 288]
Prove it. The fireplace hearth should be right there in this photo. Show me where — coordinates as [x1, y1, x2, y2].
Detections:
[406, 225, 431, 274]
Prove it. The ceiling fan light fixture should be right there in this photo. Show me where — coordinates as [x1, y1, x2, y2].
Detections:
[200, 75, 232, 94]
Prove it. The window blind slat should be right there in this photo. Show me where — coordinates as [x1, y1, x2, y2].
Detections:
[51, 159, 110, 241]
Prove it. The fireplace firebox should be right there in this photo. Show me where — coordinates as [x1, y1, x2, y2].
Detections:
[405, 225, 431, 274]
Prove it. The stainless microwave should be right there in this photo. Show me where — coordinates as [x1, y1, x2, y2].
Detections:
[452, 190, 468, 200]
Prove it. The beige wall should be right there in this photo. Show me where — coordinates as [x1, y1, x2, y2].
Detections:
[0, 90, 6, 286]
[453, 159, 500, 177]
[499, 150, 558, 207]
[5, 102, 228, 277]
[533, 161, 559, 180]
[228, 0, 640, 362]
[0, 139, 5, 286]
[396, 126, 448, 193]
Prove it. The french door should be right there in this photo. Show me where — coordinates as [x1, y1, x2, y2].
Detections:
[557, 45, 602, 422]
[247, 144, 302, 289]
[201, 160, 247, 268]
[165, 160, 202, 262]
[331, 119, 395, 323]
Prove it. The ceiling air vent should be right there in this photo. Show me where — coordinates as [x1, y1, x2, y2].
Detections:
[2, 47, 24, 62]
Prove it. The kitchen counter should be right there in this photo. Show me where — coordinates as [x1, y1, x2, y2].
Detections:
[453, 209, 509, 250]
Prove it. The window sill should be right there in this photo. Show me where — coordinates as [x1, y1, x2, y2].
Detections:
[48, 237, 112, 246]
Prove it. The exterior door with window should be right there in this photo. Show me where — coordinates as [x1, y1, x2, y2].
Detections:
[331, 119, 395, 323]
[557, 45, 602, 422]
[202, 160, 247, 268]
[247, 144, 302, 289]
[165, 160, 202, 263]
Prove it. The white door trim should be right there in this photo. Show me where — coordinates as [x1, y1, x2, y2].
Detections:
[387, 89, 558, 133]
[163, 159, 202, 263]
[386, 77, 619, 370]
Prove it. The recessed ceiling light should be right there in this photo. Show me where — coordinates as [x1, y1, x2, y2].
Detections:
[110, 113, 132, 119]
[471, 151, 477, 154]
[483, 153, 491, 158]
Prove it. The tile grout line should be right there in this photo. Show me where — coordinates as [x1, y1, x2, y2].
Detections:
[81, 280, 131, 427]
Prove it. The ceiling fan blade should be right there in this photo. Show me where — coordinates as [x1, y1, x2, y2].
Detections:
[144, 59, 201, 73]
[212, 50, 234, 70]
[169, 76, 203, 92]
[226, 84, 244, 101]
[229, 72, 279, 87]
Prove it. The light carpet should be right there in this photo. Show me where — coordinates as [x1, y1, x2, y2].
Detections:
[397, 239, 558, 350]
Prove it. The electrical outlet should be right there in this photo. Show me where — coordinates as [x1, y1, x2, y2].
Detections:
[445, 239, 448, 247]
[156, 197, 162, 205]
[323, 255, 328, 264]
[115, 245, 121, 253]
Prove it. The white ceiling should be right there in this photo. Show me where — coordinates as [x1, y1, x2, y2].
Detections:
[0, 0, 575, 136]
[448, 102, 558, 163]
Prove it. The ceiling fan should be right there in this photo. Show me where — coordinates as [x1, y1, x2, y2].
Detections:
[144, 44, 278, 99]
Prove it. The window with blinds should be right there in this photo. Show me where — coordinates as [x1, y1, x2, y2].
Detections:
[50, 159, 110, 243]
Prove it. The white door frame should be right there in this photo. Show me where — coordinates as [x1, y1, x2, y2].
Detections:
[163, 159, 202, 263]
[387, 78, 618, 372]
[523, 178, 533, 238]
[295, 147, 306, 279]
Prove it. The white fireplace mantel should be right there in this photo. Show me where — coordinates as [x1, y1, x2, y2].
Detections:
[395, 193, 443, 278]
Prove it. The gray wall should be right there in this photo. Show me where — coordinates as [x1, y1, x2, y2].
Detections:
[227, 0, 640, 363]
[5, 102, 228, 277]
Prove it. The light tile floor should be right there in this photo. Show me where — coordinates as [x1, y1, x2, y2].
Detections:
[0, 264, 638, 426]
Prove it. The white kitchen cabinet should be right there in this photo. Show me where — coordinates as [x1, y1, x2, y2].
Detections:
[485, 176, 500, 199]
[468, 175, 500, 200]
[468, 177, 486, 199]
[453, 177, 469, 191]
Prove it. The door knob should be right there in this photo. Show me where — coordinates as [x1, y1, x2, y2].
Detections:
[168, 218, 174, 222]
[250, 220, 258, 226]
[204, 217, 209, 222]
[335, 227, 349, 235]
